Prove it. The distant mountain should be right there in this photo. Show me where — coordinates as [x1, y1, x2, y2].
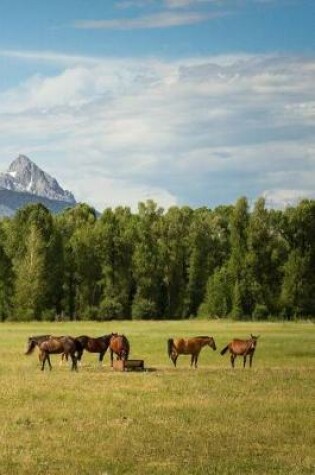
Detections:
[0, 155, 76, 217]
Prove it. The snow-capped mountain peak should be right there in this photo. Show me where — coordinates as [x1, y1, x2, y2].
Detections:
[0, 155, 76, 204]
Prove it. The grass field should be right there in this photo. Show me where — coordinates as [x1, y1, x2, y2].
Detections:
[0, 320, 314, 475]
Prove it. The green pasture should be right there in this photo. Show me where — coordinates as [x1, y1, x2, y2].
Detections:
[0, 320, 314, 475]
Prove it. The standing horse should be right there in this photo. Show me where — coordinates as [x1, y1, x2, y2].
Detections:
[220, 334, 260, 368]
[75, 334, 112, 365]
[25, 335, 52, 361]
[25, 335, 51, 353]
[25, 335, 72, 365]
[167, 336, 216, 368]
[26, 336, 78, 371]
[109, 334, 130, 367]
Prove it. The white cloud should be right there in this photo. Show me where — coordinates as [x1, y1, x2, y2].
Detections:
[73, 10, 227, 30]
[262, 189, 315, 209]
[0, 52, 314, 210]
[67, 175, 177, 211]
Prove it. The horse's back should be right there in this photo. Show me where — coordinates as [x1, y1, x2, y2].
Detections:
[172, 338, 198, 354]
[40, 336, 75, 354]
[230, 339, 252, 355]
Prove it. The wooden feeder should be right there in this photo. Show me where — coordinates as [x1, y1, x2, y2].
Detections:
[113, 359, 145, 372]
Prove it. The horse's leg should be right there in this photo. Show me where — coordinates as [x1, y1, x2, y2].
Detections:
[230, 354, 235, 368]
[243, 355, 247, 368]
[76, 349, 83, 366]
[249, 353, 254, 368]
[99, 351, 105, 365]
[110, 349, 114, 367]
[194, 351, 201, 368]
[71, 353, 78, 371]
[190, 355, 194, 367]
[40, 351, 46, 371]
[172, 354, 178, 367]
[47, 354, 52, 371]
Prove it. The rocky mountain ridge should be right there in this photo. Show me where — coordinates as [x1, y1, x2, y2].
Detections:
[0, 155, 75, 203]
[0, 155, 76, 216]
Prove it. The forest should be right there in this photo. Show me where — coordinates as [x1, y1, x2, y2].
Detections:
[0, 197, 314, 321]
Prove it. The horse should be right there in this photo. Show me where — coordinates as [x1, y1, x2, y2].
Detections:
[26, 336, 78, 371]
[74, 334, 112, 365]
[109, 333, 130, 367]
[25, 334, 71, 365]
[25, 335, 51, 353]
[167, 336, 217, 368]
[220, 334, 260, 368]
[25, 335, 52, 361]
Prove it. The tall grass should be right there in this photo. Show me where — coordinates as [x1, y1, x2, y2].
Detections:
[0, 320, 314, 474]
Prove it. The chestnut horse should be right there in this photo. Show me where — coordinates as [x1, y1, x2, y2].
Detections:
[167, 336, 216, 368]
[75, 334, 112, 364]
[220, 334, 260, 368]
[109, 334, 130, 367]
[26, 336, 78, 371]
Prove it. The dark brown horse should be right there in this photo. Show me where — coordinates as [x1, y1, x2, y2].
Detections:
[168, 336, 216, 368]
[220, 334, 260, 368]
[109, 334, 130, 367]
[75, 334, 112, 364]
[26, 336, 78, 371]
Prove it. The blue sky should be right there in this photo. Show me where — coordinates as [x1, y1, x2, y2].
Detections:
[0, 0, 314, 210]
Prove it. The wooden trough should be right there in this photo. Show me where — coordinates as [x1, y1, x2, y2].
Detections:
[113, 359, 145, 372]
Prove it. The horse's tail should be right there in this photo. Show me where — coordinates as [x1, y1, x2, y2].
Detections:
[167, 339, 174, 359]
[220, 345, 229, 356]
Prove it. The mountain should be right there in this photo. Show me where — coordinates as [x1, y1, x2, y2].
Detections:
[0, 155, 76, 216]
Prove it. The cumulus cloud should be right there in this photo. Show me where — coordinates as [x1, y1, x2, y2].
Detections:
[0, 51, 314, 210]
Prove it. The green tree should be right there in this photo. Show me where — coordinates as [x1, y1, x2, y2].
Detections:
[13, 224, 47, 320]
[279, 200, 315, 316]
[131, 200, 164, 319]
[57, 204, 100, 319]
[160, 206, 192, 318]
[98, 207, 135, 319]
[0, 223, 13, 320]
[228, 197, 250, 318]
[200, 265, 232, 317]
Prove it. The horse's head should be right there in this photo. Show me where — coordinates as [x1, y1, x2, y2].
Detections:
[250, 334, 260, 349]
[208, 337, 217, 351]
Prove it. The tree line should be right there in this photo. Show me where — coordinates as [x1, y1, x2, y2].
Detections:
[0, 197, 314, 321]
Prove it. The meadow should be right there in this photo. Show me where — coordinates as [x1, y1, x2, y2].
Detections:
[0, 320, 314, 475]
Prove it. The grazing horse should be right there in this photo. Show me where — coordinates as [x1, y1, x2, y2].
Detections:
[26, 336, 78, 371]
[220, 334, 260, 368]
[167, 336, 217, 368]
[75, 334, 112, 364]
[109, 334, 130, 367]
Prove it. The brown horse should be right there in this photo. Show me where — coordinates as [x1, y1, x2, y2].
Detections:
[109, 334, 130, 367]
[220, 334, 260, 368]
[26, 336, 78, 371]
[25, 335, 71, 365]
[75, 334, 112, 364]
[25, 335, 51, 356]
[167, 336, 216, 368]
